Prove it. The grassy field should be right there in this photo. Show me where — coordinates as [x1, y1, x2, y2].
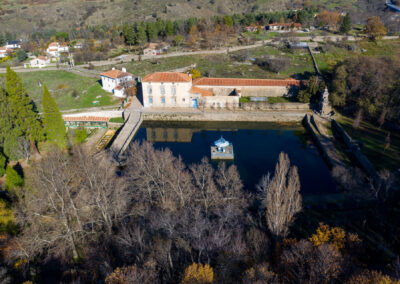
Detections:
[17, 71, 119, 111]
[99, 45, 315, 79]
[315, 39, 400, 74]
[337, 115, 400, 171]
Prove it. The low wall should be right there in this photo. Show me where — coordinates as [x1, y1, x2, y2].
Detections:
[240, 102, 309, 111]
[143, 110, 308, 122]
[62, 110, 123, 119]
[331, 120, 378, 179]
[302, 114, 335, 168]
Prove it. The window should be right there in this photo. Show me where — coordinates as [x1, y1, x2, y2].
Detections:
[147, 85, 152, 95]
[149, 96, 153, 105]
[182, 98, 185, 102]
[160, 84, 165, 95]
[161, 97, 165, 104]
[171, 84, 176, 95]
[172, 97, 176, 105]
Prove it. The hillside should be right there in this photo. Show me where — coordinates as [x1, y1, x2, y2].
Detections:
[0, 0, 398, 34]
[0, 0, 289, 33]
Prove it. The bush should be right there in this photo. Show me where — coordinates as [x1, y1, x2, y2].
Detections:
[73, 128, 88, 145]
[16, 50, 28, 62]
[5, 165, 23, 191]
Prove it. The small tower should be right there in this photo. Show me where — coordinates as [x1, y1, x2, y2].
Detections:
[320, 87, 332, 117]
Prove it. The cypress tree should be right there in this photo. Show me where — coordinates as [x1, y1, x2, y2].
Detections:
[0, 152, 6, 177]
[340, 14, 352, 34]
[5, 66, 43, 153]
[42, 85, 66, 149]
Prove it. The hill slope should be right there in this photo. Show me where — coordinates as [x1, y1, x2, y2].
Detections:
[0, 0, 289, 33]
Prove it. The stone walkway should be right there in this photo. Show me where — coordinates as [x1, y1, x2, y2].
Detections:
[110, 96, 143, 159]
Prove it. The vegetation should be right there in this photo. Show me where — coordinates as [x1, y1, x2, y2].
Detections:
[109, 117, 125, 123]
[17, 71, 118, 111]
[5, 165, 23, 191]
[42, 85, 66, 149]
[365, 16, 387, 41]
[72, 128, 88, 145]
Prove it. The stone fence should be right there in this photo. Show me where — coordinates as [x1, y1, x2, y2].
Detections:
[331, 119, 378, 179]
[240, 102, 309, 111]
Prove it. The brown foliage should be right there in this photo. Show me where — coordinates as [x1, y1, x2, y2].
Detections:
[365, 17, 387, 40]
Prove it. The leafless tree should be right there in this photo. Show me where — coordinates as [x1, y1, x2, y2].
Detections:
[12, 147, 127, 262]
[257, 152, 302, 240]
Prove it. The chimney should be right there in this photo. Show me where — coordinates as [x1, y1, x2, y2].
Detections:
[122, 67, 127, 72]
[112, 67, 115, 70]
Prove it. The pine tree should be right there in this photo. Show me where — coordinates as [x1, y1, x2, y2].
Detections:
[5, 165, 23, 191]
[5, 66, 43, 153]
[165, 20, 175, 37]
[340, 14, 352, 34]
[135, 23, 147, 48]
[42, 86, 66, 149]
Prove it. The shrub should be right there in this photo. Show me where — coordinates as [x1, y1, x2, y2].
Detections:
[57, 84, 67, 89]
[73, 128, 88, 145]
[5, 165, 23, 191]
[182, 263, 214, 283]
[190, 68, 201, 79]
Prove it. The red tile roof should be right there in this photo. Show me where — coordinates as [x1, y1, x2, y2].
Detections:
[190, 86, 213, 97]
[268, 23, 302, 27]
[63, 116, 110, 122]
[37, 56, 48, 61]
[142, 72, 192, 83]
[101, 69, 132, 79]
[193, 77, 301, 87]
[48, 42, 59, 47]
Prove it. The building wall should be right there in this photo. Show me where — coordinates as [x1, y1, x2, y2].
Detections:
[101, 75, 133, 94]
[200, 96, 239, 109]
[30, 59, 49, 68]
[142, 81, 194, 108]
[194, 85, 293, 97]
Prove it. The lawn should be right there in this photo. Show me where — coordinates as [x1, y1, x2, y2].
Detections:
[336, 115, 400, 171]
[17, 71, 119, 111]
[98, 45, 315, 80]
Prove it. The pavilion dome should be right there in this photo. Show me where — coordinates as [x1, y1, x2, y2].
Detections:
[214, 137, 230, 148]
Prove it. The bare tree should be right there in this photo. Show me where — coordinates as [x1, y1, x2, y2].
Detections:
[257, 152, 302, 240]
[12, 147, 127, 262]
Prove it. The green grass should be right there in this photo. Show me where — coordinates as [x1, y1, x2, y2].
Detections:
[337, 115, 400, 171]
[315, 39, 400, 74]
[18, 71, 119, 111]
[98, 45, 315, 80]
[109, 117, 125, 123]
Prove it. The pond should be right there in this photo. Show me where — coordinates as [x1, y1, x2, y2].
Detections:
[131, 121, 337, 195]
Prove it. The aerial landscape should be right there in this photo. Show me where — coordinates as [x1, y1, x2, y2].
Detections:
[0, 0, 400, 283]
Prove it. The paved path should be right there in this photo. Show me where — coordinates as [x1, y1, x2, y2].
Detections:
[110, 96, 143, 159]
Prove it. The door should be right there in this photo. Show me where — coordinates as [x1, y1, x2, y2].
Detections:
[191, 99, 198, 108]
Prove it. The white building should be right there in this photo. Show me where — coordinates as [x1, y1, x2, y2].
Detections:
[28, 56, 50, 68]
[0, 47, 12, 58]
[143, 42, 170, 56]
[5, 40, 22, 49]
[141, 72, 301, 109]
[46, 42, 69, 57]
[100, 68, 134, 98]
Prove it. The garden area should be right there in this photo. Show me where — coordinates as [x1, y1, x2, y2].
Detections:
[97, 44, 315, 80]
[17, 71, 119, 111]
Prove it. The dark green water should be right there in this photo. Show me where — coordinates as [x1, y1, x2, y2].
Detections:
[132, 121, 337, 195]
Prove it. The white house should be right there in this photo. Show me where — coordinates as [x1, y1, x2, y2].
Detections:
[29, 56, 50, 68]
[0, 47, 12, 58]
[5, 40, 22, 49]
[143, 42, 170, 56]
[100, 68, 134, 98]
[141, 72, 301, 109]
[46, 42, 69, 57]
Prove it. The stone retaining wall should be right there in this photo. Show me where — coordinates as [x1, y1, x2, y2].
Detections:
[144, 110, 308, 122]
[331, 120, 378, 179]
[240, 102, 309, 111]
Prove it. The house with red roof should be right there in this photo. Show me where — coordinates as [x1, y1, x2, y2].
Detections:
[0, 47, 12, 58]
[46, 42, 69, 58]
[101, 67, 134, 98]
[141, 72, 301, 109]
[28, 56, 50, 68]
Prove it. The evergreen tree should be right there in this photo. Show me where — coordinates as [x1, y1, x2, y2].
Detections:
[165, 20, 175, 37]
[122, 24, 135, 47]
[135, 23, 147, 47]
[5, 66, 43, 153]
[146, 22, 158, 42]
[42, 86, 66, 149]
[223, 15, 234, 27]
[340, 14, 352, 34]
[5, 165, 23, 191]
[0, 152, 6, 177]
[0, 33, 5, 46]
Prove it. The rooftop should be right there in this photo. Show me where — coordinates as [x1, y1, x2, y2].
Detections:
[142, 72, 192, 83]
[64, 116, 110, 122]
[101, 69, 132, 79]
[193, 77, 301, 87]
[190, 86, 213, 97]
